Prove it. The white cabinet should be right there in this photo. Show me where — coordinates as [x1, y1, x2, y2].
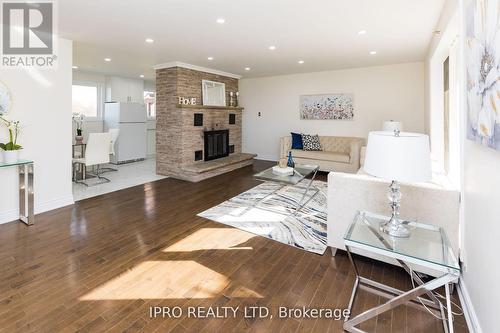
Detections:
[106, 76, 144, 103]
[128, 79, 144, 103]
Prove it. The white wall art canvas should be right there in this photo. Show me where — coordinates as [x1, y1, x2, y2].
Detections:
[300, 94, 354, 120]
[466, 0, 500, 150]
[0, 81, 12, 115]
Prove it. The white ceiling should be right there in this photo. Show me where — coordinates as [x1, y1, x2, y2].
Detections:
[59, 0, 445, 81]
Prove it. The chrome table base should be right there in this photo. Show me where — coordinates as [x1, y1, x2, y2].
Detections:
[248, 168, 319, 217]
[18, 163, 34, 226]
[343, 245, 459, 333]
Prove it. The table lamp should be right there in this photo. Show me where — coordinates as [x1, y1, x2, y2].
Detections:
[363, 130, 431, 237]
[382, 120, 402, 132]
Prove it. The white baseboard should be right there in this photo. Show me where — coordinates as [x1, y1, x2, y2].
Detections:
[457, 278, 483, 333]
[36, 195, 75, 215]
[0, 209, 19, 225]
[0, 194, 74, 225]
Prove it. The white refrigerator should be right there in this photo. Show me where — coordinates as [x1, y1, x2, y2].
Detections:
[104, 102, 147, 164]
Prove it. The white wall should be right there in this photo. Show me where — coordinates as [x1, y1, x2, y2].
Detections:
[239, 62, 425, 160]
[461, 142, 500, 333]
[425, 1, 500, 331]
[0, 39, 74, 224]
[457, 1, 499, 332]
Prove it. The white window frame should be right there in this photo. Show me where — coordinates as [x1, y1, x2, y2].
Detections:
[72, 80, 104, 120]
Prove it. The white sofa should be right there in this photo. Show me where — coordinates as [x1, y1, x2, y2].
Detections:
[327, 172, 461, 272]
[280, 136, 365, 173]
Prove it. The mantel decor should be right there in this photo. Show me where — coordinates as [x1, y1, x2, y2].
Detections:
[466, 0, 500, 151]
[202, 80, 226, 106]
[178, 97, 197, 105]
[300, 94, 354, 120]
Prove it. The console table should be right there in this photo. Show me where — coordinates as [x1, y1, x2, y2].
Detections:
[0, 160, 34, 225]
[343, 211, 460, 333]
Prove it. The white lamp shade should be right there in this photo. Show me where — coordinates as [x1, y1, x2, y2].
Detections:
[383, 120, 403, 132]
[363, 131, 432, 183]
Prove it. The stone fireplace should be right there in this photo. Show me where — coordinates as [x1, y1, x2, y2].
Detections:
[155, 64, 255, 182]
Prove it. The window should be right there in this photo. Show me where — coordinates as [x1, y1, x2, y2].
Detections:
[72, 84, 99, 118]
[144, 91, 156, 118]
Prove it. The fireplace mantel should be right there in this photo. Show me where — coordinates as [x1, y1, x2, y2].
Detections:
[176, 104, 244, 111]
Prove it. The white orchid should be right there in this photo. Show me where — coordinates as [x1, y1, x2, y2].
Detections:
[0, 115, 22, 151]
[72, 112, 85, 131]
[466, 0, 500, 143]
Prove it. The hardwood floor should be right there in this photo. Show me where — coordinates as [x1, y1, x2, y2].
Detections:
[0, 160, 468, 332]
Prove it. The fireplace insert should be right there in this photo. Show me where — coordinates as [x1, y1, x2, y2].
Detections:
[204, 130, 229, 161]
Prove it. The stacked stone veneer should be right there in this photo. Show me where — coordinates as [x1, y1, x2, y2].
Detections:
[156, 66, 244, 180]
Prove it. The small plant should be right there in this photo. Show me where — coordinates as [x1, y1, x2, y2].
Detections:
[73, 112, 85, 136]
[0, 113, 22, 151]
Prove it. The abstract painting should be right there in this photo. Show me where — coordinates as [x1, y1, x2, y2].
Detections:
[466, 0, 500, 150]
[300, 94, 354, 120]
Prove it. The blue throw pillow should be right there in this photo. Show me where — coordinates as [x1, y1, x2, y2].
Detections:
[291, 132, 303, 149]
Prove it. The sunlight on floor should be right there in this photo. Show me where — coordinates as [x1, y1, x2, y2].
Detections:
[79, 260, 262, 300]
[163, 228, 255, 252]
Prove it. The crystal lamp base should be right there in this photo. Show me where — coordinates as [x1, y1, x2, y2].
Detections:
[382, 180, 411, 238]
[380, 217, 410, 238]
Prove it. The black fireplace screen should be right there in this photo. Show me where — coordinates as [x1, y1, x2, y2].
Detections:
[204, 130, 229, 161]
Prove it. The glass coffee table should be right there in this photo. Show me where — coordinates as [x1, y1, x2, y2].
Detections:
[343, 211, 460, 333]
[254, 164, 320, 213]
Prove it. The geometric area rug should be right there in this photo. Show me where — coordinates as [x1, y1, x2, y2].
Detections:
[197, 180, 327, 254]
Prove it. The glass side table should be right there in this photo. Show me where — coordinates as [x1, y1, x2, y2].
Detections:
[0, 160, 34, 225]
[343, 211, 460, 333]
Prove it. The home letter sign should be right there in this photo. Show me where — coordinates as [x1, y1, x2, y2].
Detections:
[178, 97, 197, 105]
